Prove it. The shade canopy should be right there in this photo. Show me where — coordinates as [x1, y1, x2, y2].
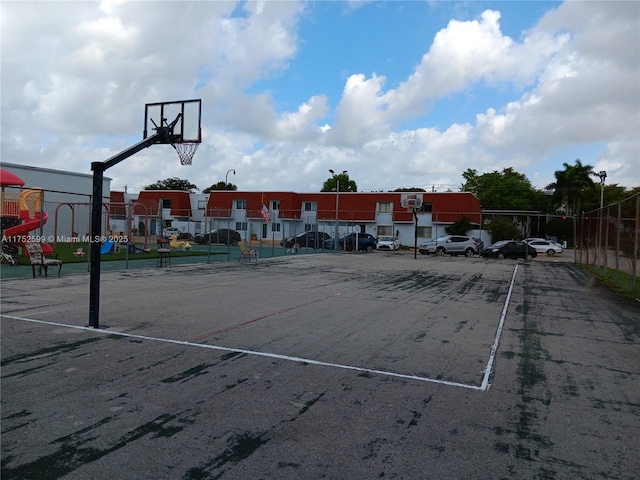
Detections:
[0, 168, 25, 187]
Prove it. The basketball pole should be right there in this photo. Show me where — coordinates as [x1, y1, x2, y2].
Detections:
[89, 128, 171, 328]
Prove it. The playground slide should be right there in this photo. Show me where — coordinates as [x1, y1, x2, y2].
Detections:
[3, 211, 55, 256]
[4, 211, 48, 241]
[3, 188, 54, 256]
[100, 238, 114, 255]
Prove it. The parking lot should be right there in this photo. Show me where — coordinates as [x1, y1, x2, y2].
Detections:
[1, 252, 639, 479]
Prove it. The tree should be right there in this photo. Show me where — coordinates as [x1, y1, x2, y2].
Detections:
[322, 172, 357, 192]
[202, 181, 237, 193]
[546, 159, 595, 216]
[445, 216, 473, 235]
[578, 183, 628, 212]
[484, 216, 522, 243]
[145, 177, 198, 192]
[394, 187, 427, 192]
[460, 168, 542, 210]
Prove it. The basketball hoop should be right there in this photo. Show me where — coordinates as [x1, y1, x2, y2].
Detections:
[173, 142, 199, 166]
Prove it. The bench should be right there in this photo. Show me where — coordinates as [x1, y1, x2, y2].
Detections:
[25, 242, 62, 278]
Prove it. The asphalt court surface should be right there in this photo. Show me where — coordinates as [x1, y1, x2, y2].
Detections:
[1, 252, 639, 479]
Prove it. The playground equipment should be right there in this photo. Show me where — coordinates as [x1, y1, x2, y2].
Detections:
[4, 189, 55, 256]
[1, 241, 18, 265]
[127, 242, 151, 254]
[100, 238, 114, 254]
[53, 202, 108, 249]
[169, 235, 186, 250]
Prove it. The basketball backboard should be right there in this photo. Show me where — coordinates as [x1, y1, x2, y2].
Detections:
[400, 193, 423, 210]
[143, 99, 201, 144]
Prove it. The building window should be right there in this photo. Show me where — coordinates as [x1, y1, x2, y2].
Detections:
[235, 222, 247, 231]
[421, 202, 433, 213]
[271, 200, 280, 210]
[304, 224, 314, 231]
[271, 223, 281, 232]
[197, 200, 206, 210]
[417, 226, 432, 238]
[376, 225, 393, 236]
[378, 202, 392, 213]
[235, 200, 247, 210]
[303, 202, 316, 211]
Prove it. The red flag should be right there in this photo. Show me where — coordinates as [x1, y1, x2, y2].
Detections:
[261, 204, 270, 224]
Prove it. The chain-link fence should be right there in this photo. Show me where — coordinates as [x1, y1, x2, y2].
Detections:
[1, 186, 95, 245]
[2, 187, 417, 279]
[575, 193, 639, 292]
[3, 186, 638, 296]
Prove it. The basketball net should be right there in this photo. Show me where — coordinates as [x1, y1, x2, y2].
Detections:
[173, 142, 199, 166]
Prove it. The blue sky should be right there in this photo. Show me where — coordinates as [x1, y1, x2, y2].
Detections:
[1, 1, 638, 194]
[258, 2, 560, 129]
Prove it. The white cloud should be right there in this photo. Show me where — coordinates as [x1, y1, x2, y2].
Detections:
[383, 10, 568, 120]
[465, 1, 639, 187]
[274, 95, 330, 140]
[329, 73, 390, 145]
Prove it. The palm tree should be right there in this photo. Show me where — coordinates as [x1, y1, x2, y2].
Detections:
[546, 160, 595, 216]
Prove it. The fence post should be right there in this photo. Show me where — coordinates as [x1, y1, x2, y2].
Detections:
[633, 195, 639, 290]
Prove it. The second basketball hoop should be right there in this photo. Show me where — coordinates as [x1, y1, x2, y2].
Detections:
[400, 193, 423, 210]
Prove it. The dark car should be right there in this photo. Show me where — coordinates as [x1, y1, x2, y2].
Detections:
[194, 228, 241, 246]
[480, 240, 537, 260]
[280, 231, 330, 249]
[325, 233, 377, 253]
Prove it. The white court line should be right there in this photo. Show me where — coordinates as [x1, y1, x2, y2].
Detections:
[1, 267, 518, 392]
[480, 264, 518, 391]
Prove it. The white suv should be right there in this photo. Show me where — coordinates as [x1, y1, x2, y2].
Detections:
[418, 235, 479, 257]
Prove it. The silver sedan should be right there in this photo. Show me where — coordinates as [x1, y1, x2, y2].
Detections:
[525, 239, 564, 256]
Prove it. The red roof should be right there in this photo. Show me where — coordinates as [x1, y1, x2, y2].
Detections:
[137, 190, 193, 217]
[109, 191, 126, 216]
[206, 191, 481, 224]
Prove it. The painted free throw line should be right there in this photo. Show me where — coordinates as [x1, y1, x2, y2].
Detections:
[1, 266, 517, 392]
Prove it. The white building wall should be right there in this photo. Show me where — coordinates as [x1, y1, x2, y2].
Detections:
[1, 162, 110, 196]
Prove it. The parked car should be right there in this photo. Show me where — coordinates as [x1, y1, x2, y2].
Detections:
[325, 233, 377, 252]
[524, 237, 563, 246]
[480, 240, 537, 260]
[376, 235, 401, 251]
[194, 229, 241, 246]
[280, 231, 330, 249]
[472, 237, 485, 251]
[418, 235, 479, 257]
[524, 239, 563, 256]
[162, 227, 181, 238]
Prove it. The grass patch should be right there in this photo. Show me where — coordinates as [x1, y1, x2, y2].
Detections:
[578, 263, 640, 300]
[11, 242, 225, 265]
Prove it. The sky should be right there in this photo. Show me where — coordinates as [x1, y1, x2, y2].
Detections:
[1, 1, 639, 195]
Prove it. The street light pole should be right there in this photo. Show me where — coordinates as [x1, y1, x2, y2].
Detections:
[595, 170, 607, 265]
[329, 169, 347, 250]
[225, 169, 236, 187]
[598, 171, 606, 209]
